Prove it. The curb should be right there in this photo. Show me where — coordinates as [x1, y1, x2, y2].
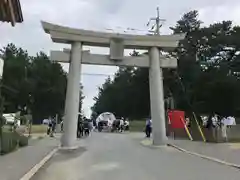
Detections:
[19, 147, 59, 180]
[167, 143, 240, 169]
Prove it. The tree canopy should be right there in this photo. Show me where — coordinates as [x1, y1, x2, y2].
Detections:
[0, 44, 84, 124]
[91, 10, 240, 120]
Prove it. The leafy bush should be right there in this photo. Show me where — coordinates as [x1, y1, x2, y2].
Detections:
[0, 131, 29, 154]
[0, 115, 6, 125]
[0, 132, 19, 155]
[18, 135, 28, 147]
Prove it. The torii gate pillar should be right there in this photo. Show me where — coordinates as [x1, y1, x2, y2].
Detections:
[149, 47, 167, 145]
[61, 42, 82, 148]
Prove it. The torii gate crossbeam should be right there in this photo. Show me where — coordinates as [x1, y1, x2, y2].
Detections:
[50, 50, 178, 68]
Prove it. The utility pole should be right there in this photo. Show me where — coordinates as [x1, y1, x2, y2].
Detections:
[147, 7, 175, 110]
[0, 58, 4, 153]
[147, 7, 165, 35]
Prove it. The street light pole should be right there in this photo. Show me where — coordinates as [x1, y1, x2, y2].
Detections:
[28, 94, 33, 137]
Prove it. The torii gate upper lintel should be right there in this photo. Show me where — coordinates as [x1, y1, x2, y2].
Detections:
[41, 21, 185, 148]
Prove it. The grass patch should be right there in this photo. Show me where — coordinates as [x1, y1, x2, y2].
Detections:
[3, 124, 48, 134]
[130, 121, 145, 132]
[30, 125, 48, 134]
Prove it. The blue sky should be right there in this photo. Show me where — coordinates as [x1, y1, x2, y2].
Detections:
[1, 0, 240, 117]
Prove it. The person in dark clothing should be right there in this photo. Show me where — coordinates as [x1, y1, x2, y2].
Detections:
[111, 119, 120, 132]
[47, 120, 52, 135]
[77, 119, 83, 138]
[206, 114, 214, 129]
[206, 113, 217, 142]
[60, 120, 64, 132]
[83, 120, 90, 136]
[50, 118, 56, 137]
[145, 118, 152, 138]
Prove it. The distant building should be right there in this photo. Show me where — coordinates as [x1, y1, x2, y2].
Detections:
[0, 0, 23, 26]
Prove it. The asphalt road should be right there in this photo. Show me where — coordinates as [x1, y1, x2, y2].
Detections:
[32, 132, 240, 180]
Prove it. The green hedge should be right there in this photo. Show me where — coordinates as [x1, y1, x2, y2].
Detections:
[0, 132, 18, 155]
[18, 135, 28, 147]
[0, 131, 29, 155]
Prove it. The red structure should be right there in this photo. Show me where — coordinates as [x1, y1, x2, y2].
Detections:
[168, 110, 185, 129]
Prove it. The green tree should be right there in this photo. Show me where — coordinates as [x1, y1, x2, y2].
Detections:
[29, 52, 67, 122]
[1, 43, 30, 113]
[0, 44, 85, 124]
[91, 10, 240, 120]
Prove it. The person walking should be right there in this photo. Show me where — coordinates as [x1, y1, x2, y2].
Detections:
[60, 120, 64, 132]
[83, 120, 90, 136]
[50, 118, 56, 137]
[124, 119, 129, 131]
[47, 118, 52, 135]
[119, 118, 124, 132]
[145, 118, 152, 138]
[221, 116, 228, 142]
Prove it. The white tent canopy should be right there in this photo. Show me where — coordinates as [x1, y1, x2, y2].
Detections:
[96, 112, 116, 125]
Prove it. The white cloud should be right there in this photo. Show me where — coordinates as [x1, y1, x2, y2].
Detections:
[1, 0, 240, 118]
[198, 4, 240, 26]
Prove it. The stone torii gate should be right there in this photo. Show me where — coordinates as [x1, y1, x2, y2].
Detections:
[41, 21, 184, 149]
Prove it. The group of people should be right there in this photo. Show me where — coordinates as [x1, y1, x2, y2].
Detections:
[110, 118, 129, 132]
[205, 114, 236, 128]
[45, 116, 93, 139]
[77, 118, 93, 138]
[205, 113, 236, 141]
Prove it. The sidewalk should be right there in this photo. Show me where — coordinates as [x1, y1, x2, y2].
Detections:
[169, 139, 240, 166]
[0, 136, 59, 180]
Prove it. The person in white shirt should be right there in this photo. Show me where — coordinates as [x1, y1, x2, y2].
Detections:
[231, 116, 236, 125]
[119, 118, 124, 132]
[124, 119, 130, 131]
[211, 114, 218, 127]
[221, 116, 228, 142]
[226, 116, 236, 126]
[145, 118, 152, 138]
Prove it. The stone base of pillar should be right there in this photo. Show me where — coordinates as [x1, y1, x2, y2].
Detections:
[152, 132, 168, 146]
[59, 144, 80, 151]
